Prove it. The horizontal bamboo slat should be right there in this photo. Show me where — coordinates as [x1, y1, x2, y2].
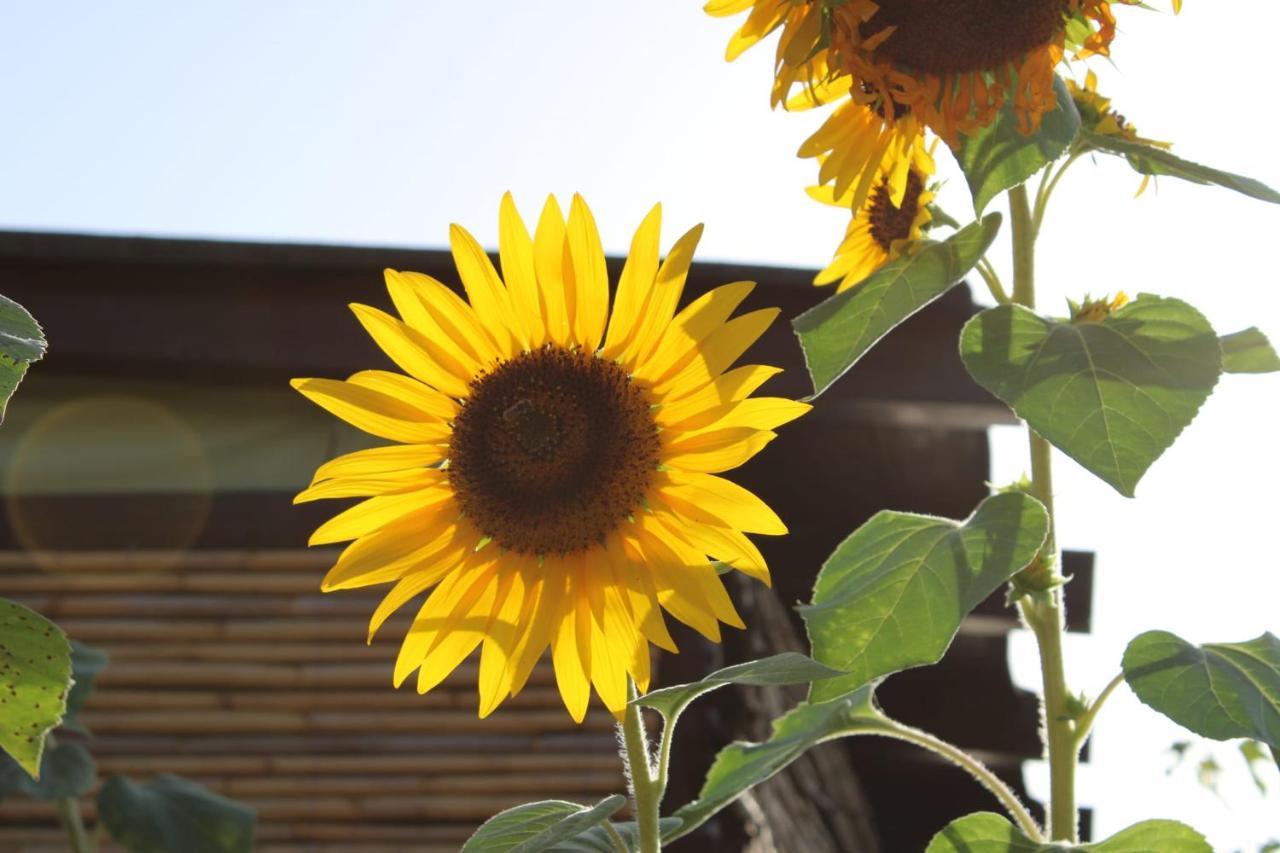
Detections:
[0, 550, 627, 851]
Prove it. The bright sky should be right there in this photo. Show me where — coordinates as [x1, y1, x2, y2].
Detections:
[2, 2, 1276, 849]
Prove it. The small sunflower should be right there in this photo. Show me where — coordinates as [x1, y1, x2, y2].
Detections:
[811, 139, 935, 293]
[292, 194, 807, 722]
[1068, 70, 1168, 149]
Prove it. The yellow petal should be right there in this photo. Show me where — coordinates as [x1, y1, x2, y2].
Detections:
[607, 533, 677, 654]
[308, 486, 453, 546]
[365, 533, 475, 640]
[653, 470, 787, 535]
[534, 196, 573, 346]
[310, 444, 447, 485]
[349, 304, 474, 398]
[636, 281, 755, 384]
[662, 427, 775, 474]
[499, 192, 548, 347]
[449, 223, 524, 356]
[620, 224, 704, 370]
[662, 515, 770, 587]
[292, 377, 452, 444]
[346, 370, 458, 421]
[676, 397, 811, 434]
[654, 364, 782, 425]
[551, 563, 592, 723]
[628, 524, 721, 642]
[508, 561, 557, 697]
[294, 466, 446, 504]
[654, 308, 779, 398]
[415, 563, 504, 694]
[566, 194, 610, 351]
[322, 512, 462, 592]
[394, 556, 496, 687]
[601, 203, 662, 360]
[478, 566, 528, 718]
[385, 269, 497, 370]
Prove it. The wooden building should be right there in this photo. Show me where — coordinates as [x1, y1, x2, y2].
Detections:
[0, 231, 1092, 851]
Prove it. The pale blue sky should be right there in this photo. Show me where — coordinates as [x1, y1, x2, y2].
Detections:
[2, 2, 1277, 848]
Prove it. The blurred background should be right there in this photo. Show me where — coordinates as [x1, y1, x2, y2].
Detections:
[1, 2, 1277, 851]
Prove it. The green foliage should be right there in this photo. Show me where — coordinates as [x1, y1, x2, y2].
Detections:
[666, 686, 886, 843]
[97, 773, 256, 853]
[1220, 328, 1280, 374]
[62, 641, 109, 735]
[792, 214, 1002, 398]
[955, 76, 1082, 214]
[635, 653, 844, 721]
[0, 294, 46, 423]
[925, 812, 1211, 852]
[961, 295, 1221, 497]
[1080, 130, 1280, 204]
[802, 493, 1048, 703]
[459, 796, 627, 853]
[0, 740, 96, 802]
[0, 599, 73, 779]
[1123, 631, 1280, 750]
[558, 819, 682, 852]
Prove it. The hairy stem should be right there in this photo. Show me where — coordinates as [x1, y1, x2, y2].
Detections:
[1009, 181, 1077, 842]
[878, 720, 1044, 840]
[622, 683, 662, 853]
[1074, 673, 1125, 749]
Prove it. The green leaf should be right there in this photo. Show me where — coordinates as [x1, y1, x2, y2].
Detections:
[1123, 631, 1280, 750]
[636, 653, 845, 720]
[553, 818, 682, 852]
[0, 294, 46, 423]
[0, 740, 96, 802]
[793, 214, 1002, 398]
[960, 295, 1221, 497]
[460, 796, 627, 853]
[1220, 327, 1280, 374]
[925, 812, 1211, 852]
[802, 492, 1048, 704]
[1081, 130, 1280, 204]
[98, 774, 256, 853]
[0, 598, 73, 779]
[667, 686, 886, 843]
[63, 641, 109, 733]
[955, 76, 1082, 214]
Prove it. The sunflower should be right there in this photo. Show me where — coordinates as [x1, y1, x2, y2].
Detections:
[811, 138, 935, 293]
[292, 194, 807, 722]
[1068, 70, 1168, 149]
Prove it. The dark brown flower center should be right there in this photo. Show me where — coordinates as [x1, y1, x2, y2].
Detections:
[868, 168, 926, 252]
[447, 345, 659, 556]
[864, 0, 1070, 75]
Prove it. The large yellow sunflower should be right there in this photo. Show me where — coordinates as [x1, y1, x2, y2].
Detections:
[812, 139, 935, 292]
[292, 194, 807, 722]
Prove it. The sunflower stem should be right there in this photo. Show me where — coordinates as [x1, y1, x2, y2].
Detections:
[976, 257, 1010, 305]
[55, 797, 93, 853]
[1032, 148, 1084, 236]
[1073, 672, 1125, 750]
[1009, 181, 1077, 842]
[623, 682, 662, 853]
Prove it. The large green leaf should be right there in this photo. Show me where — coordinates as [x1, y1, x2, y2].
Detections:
[956, 76, 1082, 214]
[925, 812, 1210, 852]
[802, 493, 1048, 703]
[554, 819, 681, 852]
[1081, 130, 1280, 205]
[98, 774, 256, 853]
[1220, 327, 1280, 374]
[636, 653, 844, 721]
[667, 686, 887, 843]
[460, 796, 627, 853]
[0, 599, 72, 779]
[1123, 631, 1280, 750]
[960, 295, 1221, 497]
[0, 740, 96, 802]
[792, 214, 1002, 398]
[0, 294, 46, 423]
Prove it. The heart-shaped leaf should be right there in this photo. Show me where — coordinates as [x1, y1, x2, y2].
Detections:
[667, 686, 887, 844]
[1123, 631, 1280, 750]
[460, 795, 627, 853]
[955, 76, 1082, 214]
[0, 599, 73, 779]
[793, 214, 1002, 398]
[1220, 327, 1280, 374]
[1081, 130, 1280, 205]
[98, 773, 256, 853]
[0, 740, 96, 802]
[960, 295, 1221, 497]
[0, 294, 46, 423]
[802, 493, 1048, 703]
[636, 653, 845, 721]
[926, 812, 1210, 852]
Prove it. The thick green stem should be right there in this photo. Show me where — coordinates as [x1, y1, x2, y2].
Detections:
[1009, 182, 1077, 842]
[55, 797, 93, 853]
[622, 684, 662, 853]
[879, 721, 1044, 841]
